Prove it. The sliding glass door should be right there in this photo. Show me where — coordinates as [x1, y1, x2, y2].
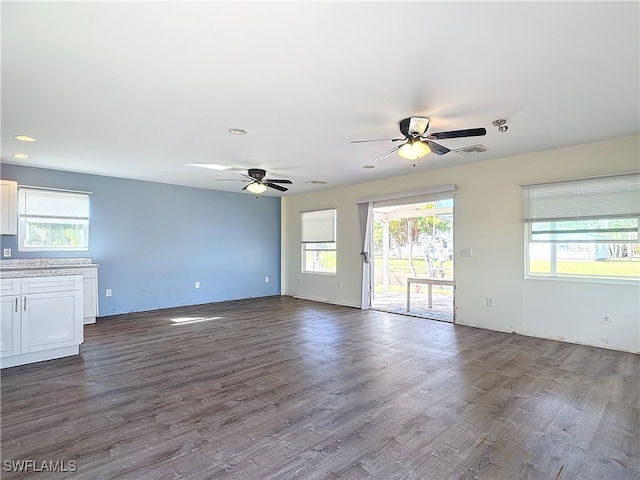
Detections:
[370, 197, 455, 322]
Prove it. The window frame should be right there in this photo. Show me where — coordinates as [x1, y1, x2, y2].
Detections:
[301, 208, 337, 275]
[18, 186, 91, 252]
[523, 174, 640, 283]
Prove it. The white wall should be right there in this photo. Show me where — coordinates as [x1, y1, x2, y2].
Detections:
[282, 135, 640, 353]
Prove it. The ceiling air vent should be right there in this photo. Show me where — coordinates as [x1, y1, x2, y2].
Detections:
[454, 144, 488, 155]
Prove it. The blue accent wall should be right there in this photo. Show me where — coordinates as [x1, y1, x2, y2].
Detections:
[1, 164, 281, 316]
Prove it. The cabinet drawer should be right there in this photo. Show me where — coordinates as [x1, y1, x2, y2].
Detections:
[0, 279, 21, 296]
[21, 275, 82, 294]
[78, 267, 97, 280]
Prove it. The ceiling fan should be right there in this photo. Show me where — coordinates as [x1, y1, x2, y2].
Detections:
[351, 117, 487, 162]
[215, 168, 292, 194]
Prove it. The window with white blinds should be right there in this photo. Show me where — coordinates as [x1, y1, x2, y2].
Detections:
[524, 173, 640, 221]
[301, 209, 336, 274]
[18, 186, 90, 251]
[522, 173, 639, 280]
[301, 209, 336, 243]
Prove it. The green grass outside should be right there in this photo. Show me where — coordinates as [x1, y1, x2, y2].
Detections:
[374, 256, 640, 279]
[373, 256, 453, 294]
[530, 258, 640, 276]
[375, 284, 453, 295]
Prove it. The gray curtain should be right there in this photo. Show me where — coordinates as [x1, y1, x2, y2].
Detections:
[357, 201, 372, 309]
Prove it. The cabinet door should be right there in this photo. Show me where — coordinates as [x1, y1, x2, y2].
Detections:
[0, 180, 17, 235]
[0, 295, 21, 357]
[22, 291, 83, 353]
[82, 274, 98, 324]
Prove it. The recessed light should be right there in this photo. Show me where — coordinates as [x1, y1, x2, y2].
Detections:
[190, 163, 231, 171]
[228, 128, 247, 135]
[362, 165, 375, 169]
[14, 135, 36, 142]
[12, 153, 31, 159]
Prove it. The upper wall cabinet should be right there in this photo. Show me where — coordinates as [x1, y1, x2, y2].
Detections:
[0, 180, 18, 235]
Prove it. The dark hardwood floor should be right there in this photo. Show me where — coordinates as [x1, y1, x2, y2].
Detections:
[1, 296, 638, 480]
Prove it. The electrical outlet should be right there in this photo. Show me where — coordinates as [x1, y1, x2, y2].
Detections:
[195, 281, 200, 289]
[265, 276, 269, 283]
[3, 248, 11, 258]
[487, 297, 495, 307]
[106, 289, 112, 297]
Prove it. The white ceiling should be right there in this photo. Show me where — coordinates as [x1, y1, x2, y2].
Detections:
[2, 1, 639, 196]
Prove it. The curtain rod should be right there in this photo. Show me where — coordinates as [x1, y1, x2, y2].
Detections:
[355, 184, 457, 204]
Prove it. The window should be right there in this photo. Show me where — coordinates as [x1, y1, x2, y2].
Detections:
[301, 209, 336, 274]
[523, 173, 640, 280]
[18, 186, 90, 252]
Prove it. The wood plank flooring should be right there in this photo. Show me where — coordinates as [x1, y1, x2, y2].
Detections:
[1, 295, 638, 480]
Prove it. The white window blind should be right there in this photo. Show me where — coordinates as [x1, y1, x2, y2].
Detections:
[523, 173, 640, 222]
[19, 188, 90, 219]
[18, 186, 90, 251]
[301, 209, 336, 243]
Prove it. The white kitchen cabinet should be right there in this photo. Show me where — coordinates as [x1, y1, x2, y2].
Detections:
[80, 267, 98, 324]
[0, 279, 21, 358]
[0, 180, 18, 235]
[0, 275, 83, 368]
[0, 259, 99, 325]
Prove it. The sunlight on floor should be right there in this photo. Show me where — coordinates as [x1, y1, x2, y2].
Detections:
[170, 316, 223, 325]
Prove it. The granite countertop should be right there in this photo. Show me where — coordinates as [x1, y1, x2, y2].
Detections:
[0, 269, 88, 279]
[0, 258, 99, 278]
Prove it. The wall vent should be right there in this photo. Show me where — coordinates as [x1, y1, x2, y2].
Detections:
[454, 144, 488, 155]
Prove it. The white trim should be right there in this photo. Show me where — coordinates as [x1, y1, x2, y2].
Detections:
[18, 185, 92, 195]
[520, 171, 639, 189]
[354, 185, 456, 205]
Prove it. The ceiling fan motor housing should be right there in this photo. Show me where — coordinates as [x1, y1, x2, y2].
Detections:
[247, 168, 266, 181]
[400, 117, 430, 137]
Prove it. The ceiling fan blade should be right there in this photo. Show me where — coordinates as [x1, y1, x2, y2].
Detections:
[426, 127, 487, 140]
[425, 140, 451, 156]
[265, 181, 288, 192]
[266, 179, 293, 184]
[374, 144, 403, 162]
[351, 138, 405, 143]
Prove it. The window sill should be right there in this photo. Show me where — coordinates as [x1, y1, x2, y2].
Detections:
[525, 274, 640, 286]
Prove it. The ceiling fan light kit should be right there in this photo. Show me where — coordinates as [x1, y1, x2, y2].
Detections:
[215, 168, 293, 194]
[246, 182, 268, 194]
[398, 138, 431, 160]
[352, 116, 487, 163]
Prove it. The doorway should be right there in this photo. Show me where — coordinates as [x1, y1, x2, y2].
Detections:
[370, 197, 454, 322]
